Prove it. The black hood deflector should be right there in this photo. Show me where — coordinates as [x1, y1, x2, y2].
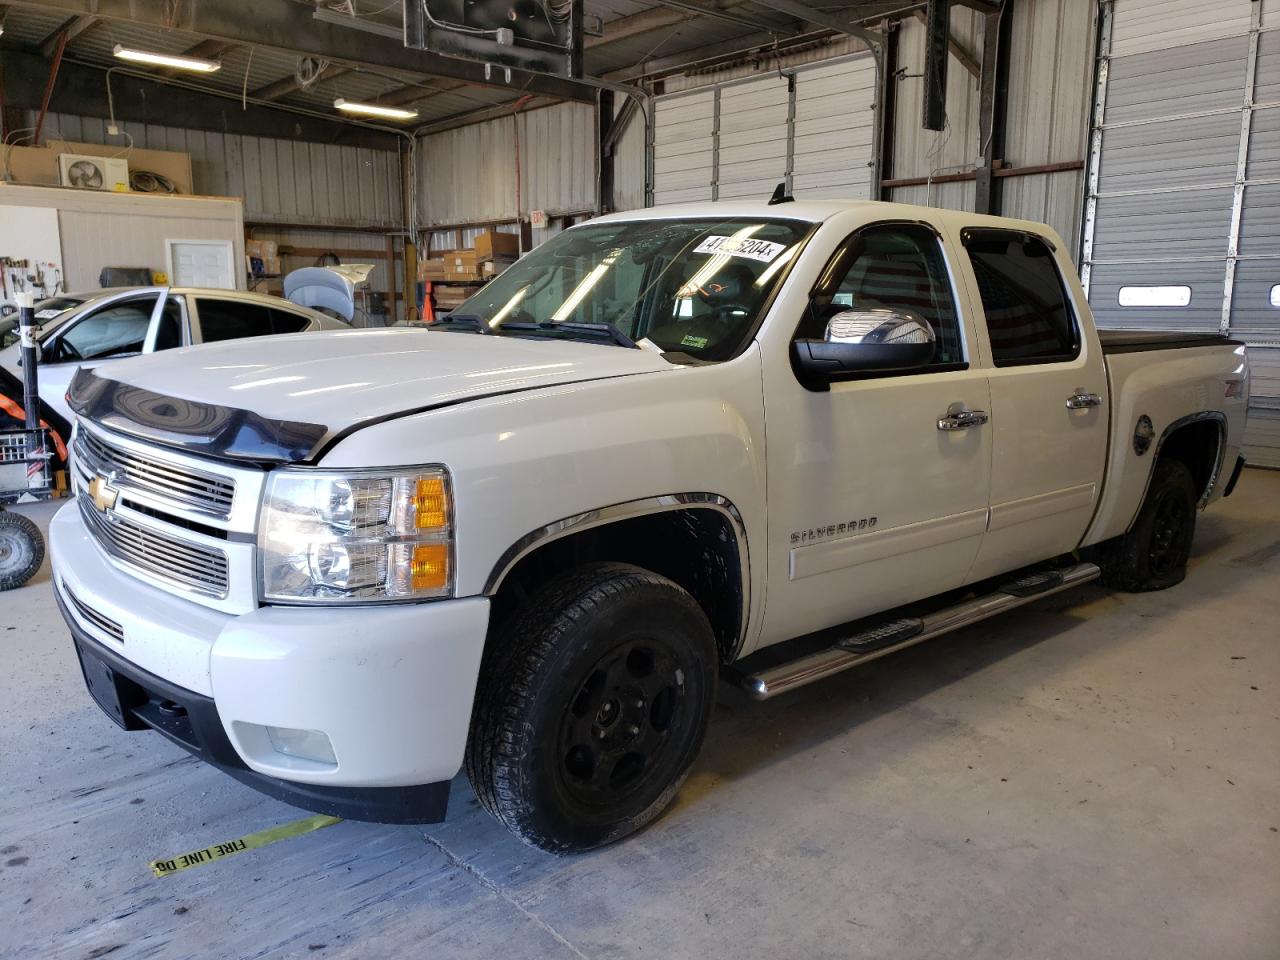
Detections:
[67, 367, 328, 465]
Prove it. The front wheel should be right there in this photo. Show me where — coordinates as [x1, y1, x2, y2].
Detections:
[466, 562, 717, 853]
[1100, 458, 1198, 592]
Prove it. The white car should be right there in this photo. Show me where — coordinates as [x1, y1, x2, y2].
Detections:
[0, 287, 347, 427]
[48, 201, 1249, 853]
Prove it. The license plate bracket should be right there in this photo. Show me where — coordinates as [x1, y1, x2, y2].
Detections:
[76, 645, 130, 729]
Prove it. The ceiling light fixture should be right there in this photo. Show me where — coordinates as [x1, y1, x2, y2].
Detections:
[334, 98, 419, 121]
[112, 44, 222, 73]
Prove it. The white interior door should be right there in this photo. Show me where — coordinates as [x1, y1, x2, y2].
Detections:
[167, 240, 235, 290]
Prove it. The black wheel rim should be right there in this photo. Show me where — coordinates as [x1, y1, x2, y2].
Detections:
[1148, 490, 1191, 577]
[556, 638, 690, 808]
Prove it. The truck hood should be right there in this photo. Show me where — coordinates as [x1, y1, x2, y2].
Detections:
[68, 327, 675, 463]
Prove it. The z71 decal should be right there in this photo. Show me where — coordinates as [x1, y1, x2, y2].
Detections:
[791, 517, 878, 545]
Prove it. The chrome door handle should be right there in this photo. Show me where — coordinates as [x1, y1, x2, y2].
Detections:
[937, 409, 990, 431]
[1066, 391, 1104, 410]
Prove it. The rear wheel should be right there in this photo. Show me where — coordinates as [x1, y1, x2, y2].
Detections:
[0, 510, 44, 591]
[1100, 458, 1198, 592]
[466, 562, 717, 853]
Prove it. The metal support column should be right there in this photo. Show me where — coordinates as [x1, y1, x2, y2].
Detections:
[875, 20, 898, 201]
[598, 88, 616, 215]
[974, 0, 1011, 215]
[922, 0, 950, 132]
[1079, 0, 1113, 294]
[1221, 0, 1262, 335]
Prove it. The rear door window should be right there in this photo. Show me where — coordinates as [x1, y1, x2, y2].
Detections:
[196, 298, 309, 342]
[961, 229, 1079, 366]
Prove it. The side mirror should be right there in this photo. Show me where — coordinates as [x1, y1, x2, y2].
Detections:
[792, 308, 935, 388]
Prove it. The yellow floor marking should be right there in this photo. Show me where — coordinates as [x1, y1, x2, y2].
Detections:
[149, 814, 342, 878]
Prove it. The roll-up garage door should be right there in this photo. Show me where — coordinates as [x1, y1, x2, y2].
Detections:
[792, 57, 878, 199]
[651, 52, 877, 207]
[653, 90, 715, 206]
[717, 75, 790, 201]
[1082, 0, 1280, 466]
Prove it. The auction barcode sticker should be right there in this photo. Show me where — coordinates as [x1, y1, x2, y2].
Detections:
[149, 814, 341, 877]
[693, 236, 786, 263]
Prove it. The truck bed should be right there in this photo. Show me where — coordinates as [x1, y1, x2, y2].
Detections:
[1098, 330, 1243, 355]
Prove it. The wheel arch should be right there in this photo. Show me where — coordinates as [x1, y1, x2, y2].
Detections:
[483, 494, 750, 663]
[1127, 412, 1227, 532]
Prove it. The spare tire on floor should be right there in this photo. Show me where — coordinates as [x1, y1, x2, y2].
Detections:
[0, 510, 44, 591]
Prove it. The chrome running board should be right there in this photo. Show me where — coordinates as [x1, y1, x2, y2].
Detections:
[741, 562, 1101, 701]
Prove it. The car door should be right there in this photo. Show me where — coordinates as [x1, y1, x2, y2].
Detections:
[757, 221, 993, 648]
[952, 226, 1108, 583]
[38, 290, 186, 424]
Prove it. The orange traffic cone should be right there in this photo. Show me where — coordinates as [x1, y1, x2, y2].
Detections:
[421, 280, 436, 324]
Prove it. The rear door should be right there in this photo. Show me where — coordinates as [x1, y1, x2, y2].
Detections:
[954, 227, 1109, 583]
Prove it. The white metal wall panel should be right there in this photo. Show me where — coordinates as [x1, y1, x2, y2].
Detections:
[612, 103, 647, 212]
[716, 75, 790, 202]
[791, 57, 876, 199]
[653, 91, 716, 206]
[417, 103, 596, 227]
[30, 111, 401, 229]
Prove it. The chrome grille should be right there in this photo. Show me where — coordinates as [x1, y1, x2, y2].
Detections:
[78, 495, 230, 598]
[75, 428, 235, 519]
[62, 580, 125, 642]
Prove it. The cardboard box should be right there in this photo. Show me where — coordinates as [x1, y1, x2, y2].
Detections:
[245, 239, 279, 260]
[418, 257, 448, 280]
[481, 256, 517, 277]
[475, 230, 520, 261]
[445, 250, 483, 281]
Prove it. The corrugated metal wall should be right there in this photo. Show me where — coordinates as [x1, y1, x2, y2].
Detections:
[888, 1, 1093, 252]
[28, 112, 403, 229]
[417, 102, 596, 227]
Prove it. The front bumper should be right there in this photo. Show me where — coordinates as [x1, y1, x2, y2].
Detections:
[50, 501, 491, 821]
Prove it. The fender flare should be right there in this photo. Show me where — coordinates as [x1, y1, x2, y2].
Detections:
[482, 492, 752, 656]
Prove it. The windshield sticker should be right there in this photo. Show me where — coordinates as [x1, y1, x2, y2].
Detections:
[681, 334, 709, 349]
[693, 236, 786, 263]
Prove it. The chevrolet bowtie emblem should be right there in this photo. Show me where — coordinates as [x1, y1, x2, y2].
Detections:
[87, 475, 119, 513]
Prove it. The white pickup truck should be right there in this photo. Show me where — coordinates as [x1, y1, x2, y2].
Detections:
[49, 201, 1250, 853]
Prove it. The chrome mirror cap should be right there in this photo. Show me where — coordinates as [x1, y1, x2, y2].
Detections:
[825, 308, 936, 347]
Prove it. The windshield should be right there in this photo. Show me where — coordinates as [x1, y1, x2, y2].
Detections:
[443, 217, 811, 361]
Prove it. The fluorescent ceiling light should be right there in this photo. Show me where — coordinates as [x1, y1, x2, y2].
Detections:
[113, 44, 222, 73]
[334, 98, 419, 121]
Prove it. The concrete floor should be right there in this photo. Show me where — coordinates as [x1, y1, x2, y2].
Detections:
[2, 471, 1278, 960]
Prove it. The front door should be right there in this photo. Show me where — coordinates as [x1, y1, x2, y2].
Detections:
[757, 221, 993, 649]
[955, 227, 1108, 583]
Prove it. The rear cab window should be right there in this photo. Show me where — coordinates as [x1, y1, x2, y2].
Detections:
[960, 228, 1079, 366]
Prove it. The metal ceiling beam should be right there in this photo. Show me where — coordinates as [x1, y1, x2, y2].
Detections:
[948, 0, 999, 11]
[8, 0, 598, 103]
[646, 0, 800, 34]
[0, 46, 399, 148]
[251, 64, 351, 102]
[38, 13, 96, 57]
[738, 0, 883, 49]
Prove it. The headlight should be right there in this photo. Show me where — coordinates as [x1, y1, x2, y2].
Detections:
[259, 466, 453, 603]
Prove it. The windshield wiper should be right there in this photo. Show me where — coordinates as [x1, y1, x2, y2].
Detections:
[427, 313, 492, 334]
[501, 320, 637, 349]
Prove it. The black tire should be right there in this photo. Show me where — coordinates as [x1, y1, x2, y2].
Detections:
[466, 562, 717, 854]
[0, 510, 44, 591]
[1100, 458, 1198, 592]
